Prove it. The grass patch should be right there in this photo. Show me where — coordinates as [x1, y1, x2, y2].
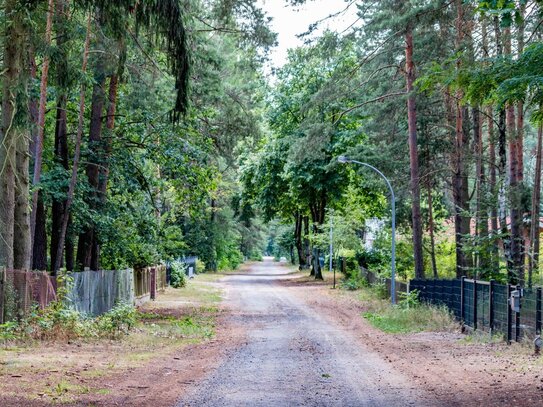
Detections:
[363, 305, 456, 334]
[341, 284, 457, 334]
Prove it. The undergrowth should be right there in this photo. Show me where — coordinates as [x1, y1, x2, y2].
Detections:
[344, 283, 457, 334]
[0, 301, 137, 342]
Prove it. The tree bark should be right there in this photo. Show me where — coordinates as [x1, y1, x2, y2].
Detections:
[452, 0, 470, 278]
[505, 27, 522, 284]
[405, 27, 425, 279]
[1, 0, 32, 270]
[487, 106, 500, 272]
[294, 212, 306, 268]
[32, 192, 48, 270]
[529, 123, 542, 288]
[30, 0, 55, 262]
[77, 18, 107, 271]
[303, 215, 310, 271]
[427, 181, 438, 278]
[54, 14, 92, 272]
[50, 0, 71, 271]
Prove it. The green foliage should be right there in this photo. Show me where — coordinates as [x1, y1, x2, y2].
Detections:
[195, 259, 206, 274]
[170, 261, 188, 288]
[0, 321, 19, 341]
[96, 303, 137, 338]
[1, 301, 138, 342]
[397, 289, 420, 309]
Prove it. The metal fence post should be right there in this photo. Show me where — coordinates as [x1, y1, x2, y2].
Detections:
[460, 276, 466, 323]
[515, 284, 521, 342]
[489, 279, 495, 334]
[537, 287, 542, 335]
[473, 279, 478, 330]
[507, 284, 513, 344]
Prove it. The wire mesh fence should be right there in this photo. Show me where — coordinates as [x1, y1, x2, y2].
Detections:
[1, 264, 168, 321]
[410, 277, 543, 343]
[0, 269, 57, 323]
[65, 269, 135, 316]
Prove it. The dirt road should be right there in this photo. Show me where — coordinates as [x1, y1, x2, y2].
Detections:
[177, 258, 437, 407]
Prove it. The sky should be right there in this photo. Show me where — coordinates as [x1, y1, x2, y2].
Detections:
[258, 0, 360, 69]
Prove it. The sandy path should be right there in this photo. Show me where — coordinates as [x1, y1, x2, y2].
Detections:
[177, 258, 438, 407]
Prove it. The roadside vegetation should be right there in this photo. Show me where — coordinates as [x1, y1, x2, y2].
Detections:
[0, 275, 222, 404]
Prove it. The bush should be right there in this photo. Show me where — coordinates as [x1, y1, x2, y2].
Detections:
[195, 259, 206, 274]
[97, 302, 137, 338]
[1, 301, 139, 342]
[341, 276, 365, 291]
[170, 261, 187, 288]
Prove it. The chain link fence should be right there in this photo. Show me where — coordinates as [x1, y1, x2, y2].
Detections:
[410, 277, 543, 343]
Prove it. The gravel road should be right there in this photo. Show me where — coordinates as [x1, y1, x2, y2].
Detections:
[177, 258, 436, 407]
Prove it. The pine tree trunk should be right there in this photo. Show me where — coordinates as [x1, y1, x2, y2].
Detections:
[452, 0, 471, 278]
[30, 0, 55, 261]
[529, 124, 542, 288]
[517, 4, 526, 277]
[427, 181, 438, 278]
[50, 0, 71, 271]
[505, 27, 522, 284]
[54, 14, 92, 272]
[2, 0, 32, 270]
[487, 106, 500, 272]
[77, 29, 107, 271]
[32, 192, 48, 270]
[405, 27, 425, 279]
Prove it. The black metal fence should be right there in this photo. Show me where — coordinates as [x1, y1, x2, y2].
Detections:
[410, 277, 543, 343]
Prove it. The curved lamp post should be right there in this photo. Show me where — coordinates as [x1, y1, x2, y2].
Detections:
[338, 156, 396, 305]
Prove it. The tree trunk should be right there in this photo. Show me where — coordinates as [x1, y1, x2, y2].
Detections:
[505, 27, 522, 284]
[54, 14, 92, 272]
[529, 123, 542, 288]
[474, 106, 489, 276]
[1, 0, 32, 270]
[517, 4, 526, 276]
[77, 27, 107, 271]
[32, 192, 48, 270]
[487, 106, 500, 272]
[405, 27, 425, 279]
[50, 0, 71, 271]
[427, 181, 438, 278]
[303, 215, 310, 271]
[294, 212, 306, 268]
[30, 0, 55, 261]
[452, 0, 471, 278]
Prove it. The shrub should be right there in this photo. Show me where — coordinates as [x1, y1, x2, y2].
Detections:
[170, 261, 187, 288]
[1, 301, 139, 342]
[341, 277, 362, 291]
[195, 259, 206, 274]
[97, 302, 137, 338]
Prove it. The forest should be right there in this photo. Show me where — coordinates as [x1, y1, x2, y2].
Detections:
[1, 0, 543, 288]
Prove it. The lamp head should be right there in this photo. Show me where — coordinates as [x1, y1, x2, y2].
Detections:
[338, 155, 351, 164]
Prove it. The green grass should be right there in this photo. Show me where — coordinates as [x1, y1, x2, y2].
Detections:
[363, 304, 457, 334]
[342, 284, 457, 334]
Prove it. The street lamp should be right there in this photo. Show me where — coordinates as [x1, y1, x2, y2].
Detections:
[338, 155, 396, 305]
